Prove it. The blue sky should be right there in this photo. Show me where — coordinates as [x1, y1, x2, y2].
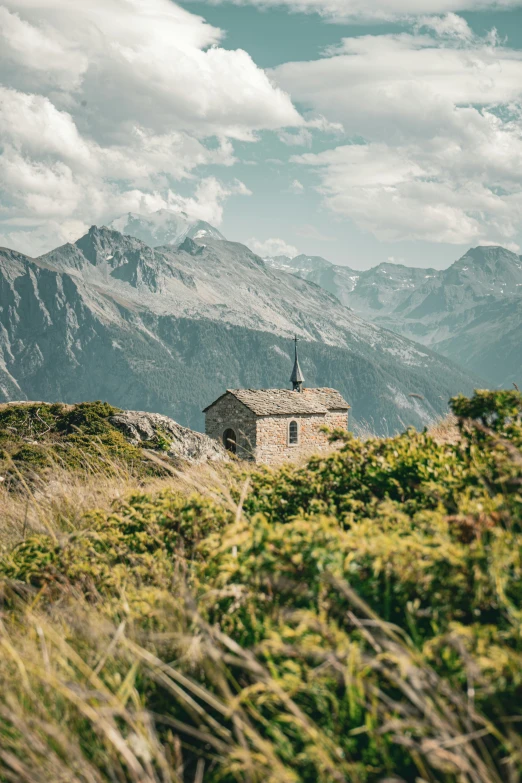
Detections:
[1, 0, 522, 269]
[179, 1, 522, 268]
[179, 3, 522, 66]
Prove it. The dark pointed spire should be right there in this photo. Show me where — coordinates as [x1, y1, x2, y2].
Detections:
[290, 335, 304, 392]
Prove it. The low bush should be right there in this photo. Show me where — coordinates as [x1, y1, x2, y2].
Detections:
[0, 401, 172, 487]
[0, 389, 521, 782]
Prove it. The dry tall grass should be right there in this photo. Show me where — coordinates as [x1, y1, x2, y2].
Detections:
[0, 446, 238, 553]
[428, 414, 461, 445]
[0, 412, 467, 553]
[1, 532, 518, 783]
[2, 390, 522, 782]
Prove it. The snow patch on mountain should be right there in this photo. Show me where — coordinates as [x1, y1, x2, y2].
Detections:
[268, 244, 522, 388]
[109, 209, 225, 248]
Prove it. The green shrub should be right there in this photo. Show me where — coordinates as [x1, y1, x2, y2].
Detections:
[0, 401, 172, 484]
[0, 389, 521, 782]
[2, 490, 232, 611]
[12, 443, 51, 467]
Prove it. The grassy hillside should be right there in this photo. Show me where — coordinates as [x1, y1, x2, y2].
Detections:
[0, 401, 154, 477]
[0, 399, 225, 484]
[0, 390, 521, 782]
[0, 400, 225, 549]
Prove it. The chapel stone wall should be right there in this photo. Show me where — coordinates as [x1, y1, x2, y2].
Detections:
[205, 396, 257, 460]
[255, 413, 331, 465]
[325, 410, 349, 431]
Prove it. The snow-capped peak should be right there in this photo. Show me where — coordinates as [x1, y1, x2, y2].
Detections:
[108, 210, 225, 248]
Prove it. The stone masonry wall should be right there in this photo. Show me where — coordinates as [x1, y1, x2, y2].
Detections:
[206, 396, 349, 465]
[205, 395, 257, 460]
[325, 410, 349, 431]
[255, 413, 330, 465]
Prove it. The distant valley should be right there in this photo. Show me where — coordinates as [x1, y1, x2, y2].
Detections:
[0, 212, 478, 436]
[266, 246, 522, 389]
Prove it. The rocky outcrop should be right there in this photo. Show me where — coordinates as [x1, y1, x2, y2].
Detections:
[110, 410, 227, 463]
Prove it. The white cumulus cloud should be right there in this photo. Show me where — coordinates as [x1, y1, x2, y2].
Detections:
[248, 237, 299, 257]
[0, 0, 302, 254]
[275, 25, 522, 245]
[289, 179, 305, 193]
[415, 11, 474, 39]
[168, 177, 252, 225]
[279, 128, 313, 147]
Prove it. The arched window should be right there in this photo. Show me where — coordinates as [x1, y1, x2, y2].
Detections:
[289, 420, 299, 445]
[223, 428, 237, 454]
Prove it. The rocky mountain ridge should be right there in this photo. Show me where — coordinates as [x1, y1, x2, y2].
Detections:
[0, 226, 479, 435]
[267, 245, 522, 388]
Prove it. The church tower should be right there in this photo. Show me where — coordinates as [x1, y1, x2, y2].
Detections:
[290, 336, 304, 392]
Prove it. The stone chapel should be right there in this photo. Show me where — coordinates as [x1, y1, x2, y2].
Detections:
[203, 338, 350, 464]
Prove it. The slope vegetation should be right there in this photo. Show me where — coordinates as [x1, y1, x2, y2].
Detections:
[0, 389, 521, 782]
[0, 400, 225, 488]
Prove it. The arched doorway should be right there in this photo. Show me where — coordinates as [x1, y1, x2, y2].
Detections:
[223, 428, 237, 454]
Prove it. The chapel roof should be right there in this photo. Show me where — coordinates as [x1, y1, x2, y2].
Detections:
[305, 388, 350, 410]
[203, 387, 350, 416]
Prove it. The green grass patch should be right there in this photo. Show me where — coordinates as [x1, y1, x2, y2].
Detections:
[0, 401, 172, 485]
[0, 389, 521, 782]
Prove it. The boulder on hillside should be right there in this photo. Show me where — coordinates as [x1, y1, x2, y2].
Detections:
[109, 410, 228, 464]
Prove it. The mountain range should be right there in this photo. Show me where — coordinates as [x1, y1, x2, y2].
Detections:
[0, 218, 477, 436]
[266, 246, 522, 388]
